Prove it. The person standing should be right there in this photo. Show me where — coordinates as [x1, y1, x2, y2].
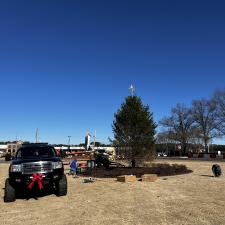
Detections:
[70, 159, 78, 177]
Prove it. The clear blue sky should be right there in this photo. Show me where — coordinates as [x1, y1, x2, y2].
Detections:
[0, 0, 225, 144]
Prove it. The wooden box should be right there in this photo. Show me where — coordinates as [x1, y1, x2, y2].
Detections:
[141, 174, 157, 182]
[117, 175, 137, 182]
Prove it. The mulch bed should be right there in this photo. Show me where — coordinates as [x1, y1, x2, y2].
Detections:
[85, 163, 193, 178]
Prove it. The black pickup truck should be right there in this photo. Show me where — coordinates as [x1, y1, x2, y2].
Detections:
[4, 144, 67, 202]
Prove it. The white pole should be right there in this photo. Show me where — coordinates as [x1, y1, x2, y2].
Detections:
[35, 129, 39, 143]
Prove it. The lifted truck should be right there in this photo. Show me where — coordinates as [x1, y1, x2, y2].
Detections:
[4, 144, 67, 202]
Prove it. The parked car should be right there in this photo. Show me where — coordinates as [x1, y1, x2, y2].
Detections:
[157, 152, 167, 157]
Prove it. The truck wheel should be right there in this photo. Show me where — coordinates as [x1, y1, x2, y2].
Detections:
[212, 164, 222, 177]
[4, 179, 16, 202]
[56, 174, 67, 196]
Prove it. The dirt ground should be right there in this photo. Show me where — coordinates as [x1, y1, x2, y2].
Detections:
[1, 159, 225, 225]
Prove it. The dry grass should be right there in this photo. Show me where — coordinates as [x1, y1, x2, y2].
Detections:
[1, 159, 225, 225]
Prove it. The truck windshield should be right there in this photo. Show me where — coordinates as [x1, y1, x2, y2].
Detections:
[16, 146, 56, 159]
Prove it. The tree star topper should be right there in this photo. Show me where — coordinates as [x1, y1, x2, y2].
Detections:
[129, 84, 135, 96]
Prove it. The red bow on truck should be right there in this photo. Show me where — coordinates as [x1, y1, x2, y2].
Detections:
[27, 173, 44, 190]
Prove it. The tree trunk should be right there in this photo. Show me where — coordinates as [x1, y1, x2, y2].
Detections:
[204, 137, 208, 152]
[131, 159, 136, 168]
[183, 143, 187, 156]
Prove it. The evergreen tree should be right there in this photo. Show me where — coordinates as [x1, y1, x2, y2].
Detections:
[112, 95, 157, 167]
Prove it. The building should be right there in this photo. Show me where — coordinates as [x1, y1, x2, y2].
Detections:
[0, 144, 7, 157]
[6, 141, 23, 156]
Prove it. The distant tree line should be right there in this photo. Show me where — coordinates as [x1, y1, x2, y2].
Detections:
[77, 142, 112, 147]
[0, 142, 9, 144]
[158, 88, 225, 155]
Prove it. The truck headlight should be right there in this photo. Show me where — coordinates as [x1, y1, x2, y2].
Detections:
[52, 161, 63, 169]
[10, 164, 22, 172]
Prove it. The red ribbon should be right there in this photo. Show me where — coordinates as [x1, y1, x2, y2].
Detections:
[27, 173, 44, 190]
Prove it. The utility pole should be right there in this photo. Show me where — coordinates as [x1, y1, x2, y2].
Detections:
[35, 129, 39, 143]
[93, 130, 96, 147]
[68, 136, 71, 151]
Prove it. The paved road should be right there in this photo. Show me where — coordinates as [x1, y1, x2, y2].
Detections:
[157, 156, 225, 162]
[0, 159, 10, 164]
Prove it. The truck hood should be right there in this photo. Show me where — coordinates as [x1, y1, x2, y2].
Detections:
[11, 157, 61, 165]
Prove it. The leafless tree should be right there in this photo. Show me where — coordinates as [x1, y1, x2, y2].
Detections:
[213, 89, 225, 135]
[156, 131, 170, 153]
[191, 98, 220, 152]
[159, 104, 195, 154]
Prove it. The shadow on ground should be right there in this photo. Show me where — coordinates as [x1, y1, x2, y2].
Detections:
[15, 186, 55, 201]
[199, 175, 214, 178]
[85, 163, 193, 178]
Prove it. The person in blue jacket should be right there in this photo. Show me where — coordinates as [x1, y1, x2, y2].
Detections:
[70, 159, 78, 177]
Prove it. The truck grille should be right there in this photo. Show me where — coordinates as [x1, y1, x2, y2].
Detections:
[22, 161, 53, 175]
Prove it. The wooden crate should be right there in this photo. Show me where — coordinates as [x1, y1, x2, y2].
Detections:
[141, 174, 157, 182]
[117, 175, 137, 182]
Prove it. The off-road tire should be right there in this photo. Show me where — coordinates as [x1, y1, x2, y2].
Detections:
[4, 179, 16, 202]
[56, 174, 67, 196]
[212, 164, 222, 177]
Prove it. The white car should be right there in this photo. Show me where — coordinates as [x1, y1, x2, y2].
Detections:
[157, 153, 167, 157]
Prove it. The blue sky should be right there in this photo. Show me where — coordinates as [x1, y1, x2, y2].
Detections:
[0, 0, 225, 144]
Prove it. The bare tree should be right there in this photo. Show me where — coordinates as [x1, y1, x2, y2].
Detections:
[159, 104, 195, 155]
[156, 131, 170, 154]
[213, 89, 225, 135]
[191, 98, 220, 152]
[156, 130, 180, 156]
